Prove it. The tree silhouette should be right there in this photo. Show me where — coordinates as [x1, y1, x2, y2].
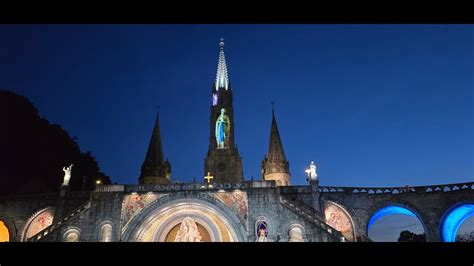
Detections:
[456, 232, 474, 242]
[397, 230, 426, 242]
[0, 90, 111, 195]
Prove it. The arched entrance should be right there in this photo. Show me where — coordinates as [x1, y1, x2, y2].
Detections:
[368, 205, 426, 242]
[441, 203, 474, 242]
[20, 207, 55, 242]
[323, 201, 356, 241]
[0, 220, 9, 242]
[122, 194, 246, 242]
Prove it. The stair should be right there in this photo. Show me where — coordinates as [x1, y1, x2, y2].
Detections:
[279, 195, 344, 242]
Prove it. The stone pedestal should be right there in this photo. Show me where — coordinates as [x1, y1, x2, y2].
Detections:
[60, 185, 69, 197]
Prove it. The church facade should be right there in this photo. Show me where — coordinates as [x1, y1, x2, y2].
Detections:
[0, 40, 472, 243]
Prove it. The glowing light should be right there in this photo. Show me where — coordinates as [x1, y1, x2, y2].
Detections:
[215, 108, 230, 149]
[368, 206, 417, 230]
[215, 39, 229, 91]
[96, 180, 102, 185]
[0, 220, 9, 242]
[212, 93, 218, 106]
[441, 203, 474, 242]
[204, 172, 214, 184]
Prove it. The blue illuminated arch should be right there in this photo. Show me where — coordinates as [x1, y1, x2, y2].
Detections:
[441, 203, 474, 242]
[368, 206, 417, 230]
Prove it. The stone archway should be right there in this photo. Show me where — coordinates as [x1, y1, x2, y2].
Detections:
[122, 193, 246, 242]
[440, 202, 474, 242]
[323, 201, 357, 242]
[366, 203, 428, 242]
[0, 219, 9, 242]
[20, 207, 55, 242]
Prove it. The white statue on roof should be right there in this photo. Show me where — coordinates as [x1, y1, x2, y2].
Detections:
[62, 163, 73, 186]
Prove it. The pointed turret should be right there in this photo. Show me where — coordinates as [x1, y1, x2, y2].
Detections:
[267, 109, 287, 162]
[215, 38, 230, 91]
[139, 110, 171, 185]
[261, 107, 291, 186]
[144, 112, 164, 165]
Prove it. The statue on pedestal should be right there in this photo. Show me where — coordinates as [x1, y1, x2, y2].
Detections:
[256, 229, 268, 242]
[62, 164, 74, 186]
[306, 161, 318, 181]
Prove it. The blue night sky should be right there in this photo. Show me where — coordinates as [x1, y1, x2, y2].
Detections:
[1, 24, 472, 188]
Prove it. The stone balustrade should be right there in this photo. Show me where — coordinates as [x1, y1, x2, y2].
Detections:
[318, 181, 474, 195]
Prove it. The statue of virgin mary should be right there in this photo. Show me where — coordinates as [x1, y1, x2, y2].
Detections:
[174, 217, 202, 242]
[215, 108, 230, 149]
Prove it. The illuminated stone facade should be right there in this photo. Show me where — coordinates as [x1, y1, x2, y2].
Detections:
[0, 181, 473, 242]
[0, 40, 472, 243]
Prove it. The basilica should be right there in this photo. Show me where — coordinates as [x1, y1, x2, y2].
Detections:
[0, 39, 472, 243]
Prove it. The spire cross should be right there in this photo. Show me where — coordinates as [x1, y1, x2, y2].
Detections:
[204, 172, 214, 184]
[156, 105, 160, 115]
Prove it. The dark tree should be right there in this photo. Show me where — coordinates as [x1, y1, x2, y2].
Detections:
[0, 90, 112, 195]
[397, 230, 426, 242]
[456, 232, 474, 242]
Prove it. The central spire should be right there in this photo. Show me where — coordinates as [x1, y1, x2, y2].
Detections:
[205, 38, 243, 184]
[215, 38, 229, 91]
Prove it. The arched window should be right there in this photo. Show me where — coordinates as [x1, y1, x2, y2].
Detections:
[255, 218, 269, 242]
[256, 220, 268, 237]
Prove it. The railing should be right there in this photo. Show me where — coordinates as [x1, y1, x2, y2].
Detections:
[318, 181, 474, 195]
[94, 185, 125, 192]
[27, 200, 91, 242]
[279, 195, 344, 242]
[122, 182, 249, 193]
